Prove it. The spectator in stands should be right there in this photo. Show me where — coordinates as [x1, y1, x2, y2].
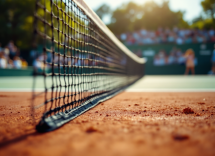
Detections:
[0, 52, 7, 68]
[167, 33, 175, 43]
[209, 45, 215, 75]
[184, 49, 195, 75]
[8, 41, 18, 59]
[154, 48, 193, 67]
[7, 59, 14, 69]
[120, 28, 215, 45]
[13, 56, 22, 69]
[168, 51, 176, 64]
[126, 34, 135, 45]
[153, 50, 167, 66]
[74, 54, 81, 66]
[185, 35, 193, 44]
[33, 58, 43, 72]
[4, 47, 10, 60]
[120, 33, 127, 42]
[38, 53, 45, 62]
[0, 40, 30, 70]
[176, 36, 184, 45]
[176, 49, 185, 65]
[21, 58, 28, 68]
[209, 28, 215, 38]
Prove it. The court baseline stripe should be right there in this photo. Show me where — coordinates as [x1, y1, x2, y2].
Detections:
[125, 89, 215, 92]
[0, 88, 215, 92]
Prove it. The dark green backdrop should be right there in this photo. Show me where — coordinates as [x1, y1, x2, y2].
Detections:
[127, 43, 214, 75]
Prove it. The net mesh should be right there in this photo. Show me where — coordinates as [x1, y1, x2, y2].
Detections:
[33, 0, 144, 132]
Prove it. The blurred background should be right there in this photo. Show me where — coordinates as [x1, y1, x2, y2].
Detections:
[0, 0, 215, 76]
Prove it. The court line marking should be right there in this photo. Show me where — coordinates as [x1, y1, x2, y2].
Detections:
[125, 89, 215, 92]
[1, 88, 215, 92]
[0, 88, 43, 92]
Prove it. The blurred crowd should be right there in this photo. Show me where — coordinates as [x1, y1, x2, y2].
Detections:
[120, 27, 215, 45]
[0, 41, 28, 69]
[31, 52, 82, 70]
[32, 50, 124, 71]
[133, 48, 195, 66]
[153, 48, 194, 66]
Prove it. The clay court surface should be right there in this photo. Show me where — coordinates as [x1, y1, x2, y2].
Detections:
[0, 76, 215, 156]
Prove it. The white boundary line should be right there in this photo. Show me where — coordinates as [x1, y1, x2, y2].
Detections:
[0, 88, 43, 92]
[125, 88, 215, 92]
[0, 88, 215, 92]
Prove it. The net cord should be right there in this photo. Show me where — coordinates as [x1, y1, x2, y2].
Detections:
[73, 0, 146, 64]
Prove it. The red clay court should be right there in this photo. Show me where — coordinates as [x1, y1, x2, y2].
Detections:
[0, 76, 215, 156]
[0, 0, 215, 155]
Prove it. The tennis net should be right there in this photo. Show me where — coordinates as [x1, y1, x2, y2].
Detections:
[32, 0, 145, 132]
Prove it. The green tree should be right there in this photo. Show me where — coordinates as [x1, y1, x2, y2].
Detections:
[191, 18, 213, 29]
[141, 1, 188, 29]
[95, 4, 111, 21]
[191, 0, 215, 29]
[107, 1, 189, 35]
[95, 1, 190, 35]
[108, 2, 143, 34]
[0, 0, 83, 49]
[191, 15, 206, 29]
[201, 0, 215, 24]
[0, 0, 36, 49]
